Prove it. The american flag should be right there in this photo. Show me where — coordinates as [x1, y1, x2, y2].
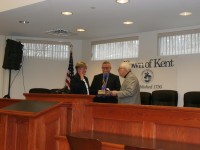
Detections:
[65, 46, 74, 90]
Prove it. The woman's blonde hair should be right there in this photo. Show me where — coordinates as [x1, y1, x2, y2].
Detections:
[75, 61, 87, 70]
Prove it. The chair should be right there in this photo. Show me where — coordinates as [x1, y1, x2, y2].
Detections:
[151, 90, 178, 106]
[29, 88, 50, 93]
[67, 135, 101, 150]
[140, 92, 151, 105]
[184, 91, 200, 108]
[50, 86, 70, 94]
[124, 145, 157, 150]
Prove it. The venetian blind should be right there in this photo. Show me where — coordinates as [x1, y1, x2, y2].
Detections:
[91, 36, 139, 60]
[20, 39, 70, 60]
[158, 28, 200, 56]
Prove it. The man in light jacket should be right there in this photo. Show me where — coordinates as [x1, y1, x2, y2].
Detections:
[109, 62, 141, 104]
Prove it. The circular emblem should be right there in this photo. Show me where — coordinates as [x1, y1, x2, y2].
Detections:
[141, 69, 154, 84]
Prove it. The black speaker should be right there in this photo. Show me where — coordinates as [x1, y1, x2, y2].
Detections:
[2, 39, 23, 70]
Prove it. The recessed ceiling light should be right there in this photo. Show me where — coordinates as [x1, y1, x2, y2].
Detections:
[62, 11, 73, 15]
[19, 20, 29, 24]
[179, 12, 192, 16]
[77, 29, 85, 32]
[116, 0, 129, 4]
[123, 21, 134, 25]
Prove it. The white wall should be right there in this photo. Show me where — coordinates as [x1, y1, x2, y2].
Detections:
[1, 25, 200, 105]
[0, 35, 6, 98]
[83, 25, 200, 107]
[0, 36, 82, 99]
[176, 55, 200, 106]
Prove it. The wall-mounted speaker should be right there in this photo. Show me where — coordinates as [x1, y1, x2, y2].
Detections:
[2, 39, 23, 70]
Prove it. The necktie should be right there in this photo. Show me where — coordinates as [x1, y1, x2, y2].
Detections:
[102, 74, 108, 90]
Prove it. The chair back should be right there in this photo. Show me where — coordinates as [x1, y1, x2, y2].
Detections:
[184, 91, 200, 108]
[67, 135, 101, 150]
[29, 88, 50, 93]
[140, 92, 151, 105]
[151, 90, 178, 106]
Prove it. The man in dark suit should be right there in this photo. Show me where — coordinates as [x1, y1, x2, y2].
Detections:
[90, 61, 121, 103]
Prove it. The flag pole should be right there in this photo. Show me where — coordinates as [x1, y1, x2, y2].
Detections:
[65, 44, 74, 90]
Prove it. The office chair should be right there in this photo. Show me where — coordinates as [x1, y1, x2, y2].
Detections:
[184, 91, 200, 108]
[151, 90, 178, 106]
[29, 88, 50, 93]
[140, 92, 151, 105]
[67, 135, 101, 150]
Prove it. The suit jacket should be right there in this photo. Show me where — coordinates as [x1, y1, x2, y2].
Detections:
[70, 73, 90, 94]
[117, 72, 141, 104]
[90, 73, 121, 95]
[91, 73, 121, 103]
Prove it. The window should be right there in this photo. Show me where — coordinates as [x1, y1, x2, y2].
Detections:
[91, 36, 139, 60]
[20, 39, 71, 60]
[158, 28, 200, 56]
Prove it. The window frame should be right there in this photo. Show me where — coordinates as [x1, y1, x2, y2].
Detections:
[158, 28, 200, 56]
[19, 39, 71, 61]
[91, 36, 139, 61]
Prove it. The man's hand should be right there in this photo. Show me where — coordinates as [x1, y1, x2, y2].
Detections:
[111, 91, 117, 96]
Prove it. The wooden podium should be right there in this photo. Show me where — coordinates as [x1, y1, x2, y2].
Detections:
[0, 99, 65, 150]
[23, 93, 95, 150]
[23, 93, 95, 133]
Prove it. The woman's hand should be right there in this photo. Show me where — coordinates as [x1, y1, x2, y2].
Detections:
[79, 69, 84, 80]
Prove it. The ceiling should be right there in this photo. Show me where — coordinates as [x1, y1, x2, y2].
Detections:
[0, 0, 200, 40]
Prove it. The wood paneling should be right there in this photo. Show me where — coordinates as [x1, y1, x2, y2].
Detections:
[0, 115, 7, 150]
[155, 124, 200, 143]
[23, 94, 95, 150]
[23, 93, 94, 103]
[0, 100, 66, 150]
[83, 103, 200, 145]
[23, 93, 95, 133]
[93, 118, 143, 136]
[21, 94, 200, 150]
[0, 99, 22, 150]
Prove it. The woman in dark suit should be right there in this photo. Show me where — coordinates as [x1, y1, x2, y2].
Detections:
[70, 61, 90, 94]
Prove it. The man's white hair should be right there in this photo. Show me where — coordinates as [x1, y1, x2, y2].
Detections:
[120, 62, 131, 71]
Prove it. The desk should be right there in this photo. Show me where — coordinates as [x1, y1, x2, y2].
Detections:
[68, 131, 200, 150]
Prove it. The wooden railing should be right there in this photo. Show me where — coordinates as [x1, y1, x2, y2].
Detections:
[83, 103, 200, 148]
